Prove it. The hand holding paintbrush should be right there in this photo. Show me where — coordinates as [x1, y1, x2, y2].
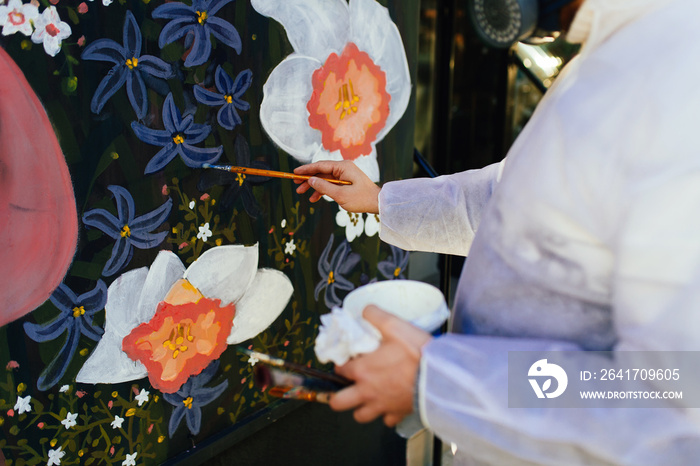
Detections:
[202, 163, 351, 185]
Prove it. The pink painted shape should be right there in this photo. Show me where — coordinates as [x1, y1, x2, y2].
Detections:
[0, 46, 78, 327]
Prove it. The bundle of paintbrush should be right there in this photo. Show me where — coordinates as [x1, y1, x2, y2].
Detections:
[239, 348, 350, 404]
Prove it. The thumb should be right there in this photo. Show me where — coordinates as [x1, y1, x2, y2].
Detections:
[308, 176, 343, 201]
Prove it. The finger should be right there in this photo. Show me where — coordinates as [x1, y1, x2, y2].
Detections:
[295, 181, 312, 194]
[353, 405, 381, 424]
[307, 176, 344, 201]
[309, 191, 324, 203]
[294, 161, 339, 176]
[329, 385, 364, 412]
[383, 413, 404, 427]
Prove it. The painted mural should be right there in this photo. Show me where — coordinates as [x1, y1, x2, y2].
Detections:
[0, 0, 415, 463]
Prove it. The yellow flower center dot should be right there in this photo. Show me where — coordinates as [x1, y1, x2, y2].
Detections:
[173, 134, 185, 145]
[120, 225, 131, 238]
[236, 173, 246, 186]
[327, 271, 335, 285]
[334, 80, 360, 120]
[125, 57, 138, 69]
[394, 267, 401, 278]
[183, 397, 193, 409]
[224, 95, 233, 104]
[162, 323, 194, 359]
[73, 306, 86, 318]
[196, 10, 208, 24]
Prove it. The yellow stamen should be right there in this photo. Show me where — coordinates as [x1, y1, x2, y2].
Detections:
[162, 323, 195, 358]
[73, 306, 86, 318]
[236, 173, 246, 186]
[335, 79, 360, 120]
[125, 57, 138, 69]
[120, 225, 131, 238]
[196, 10, 208, 24]
[394, 267, 401, 278]
[183, 397, 193, 409]
[173, 134, 185, 144]
[327, 271, 335, 285]
[224, 95, 233, 104]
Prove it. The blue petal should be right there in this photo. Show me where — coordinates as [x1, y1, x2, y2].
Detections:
[329, 239, 349, 271]
[185, 406, 202, 435]
[24, 317, 70, 342]
[78, 317, 105, 342]
[131, 122, 172, 146]
[123, 10, 142, 58]
[162, 93, 181, 133]
[176, 113, 195, 135]
[36, 326, 81, 391]
[333, 274, 355, 292]
[339, 252, 361, 275]
[144, 144, 178, 174]
[231, 69, 252, 99]
[129, 230, 168, 249]
[103, 237, 134, 277]
[192, 380, 228, 406]
[158, 16, 195, 48]
[126, 71, 147, 120]
[192, 360, 219, 388]
[206, 17, 241, 54]
[217, 104, 240, 130]
[90, 65, 128, 114]
[78, 280, 108, 313]
[82, 209, 122, 239]
[107, 185, 136, 224]
[193, 85, 225, 107]
[49, 284, 79, 311]
[183, 122, 211, 144]
[183, 28, 211, 68]
[138, 55, 174, 79]
[81, 38, 126, 64]
[214, 66, 233, 94]
[207, 0, 233, 17]
[153, 2, 195, 20]
[318, 235, 334, 275]
[324, 283, 342, 308]
[131, 197, 173, 231]
[168, 405, 187, 437]
[178, 144, 222, 167]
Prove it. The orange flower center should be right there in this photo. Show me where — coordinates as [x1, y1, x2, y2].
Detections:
[394, 267, 401, 278]
[121, 225, 131, 237]
[327, 271, 335, 285]
[307, 42, 390, 160]
[72, 306, 86, 318]
[162, 322, 195, 358]
[45, 23, 60, 37]
[196, 11, 208, 24]
[125, 57, 138, 69]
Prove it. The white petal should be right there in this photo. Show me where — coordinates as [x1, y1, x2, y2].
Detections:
[251, 0, 349, 61]
[184, 244, 259, 306]
[76, 332, 147, 384]
[77, 267, 151, 384]
[260, 54, 323, 163]
[136, 251, 185, 326]
[352, 153, 380, 183]
[348, 0, 411, 140]
[227, 269, 293, 344]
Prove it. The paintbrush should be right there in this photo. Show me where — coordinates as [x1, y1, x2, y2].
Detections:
[239, 348, 351, 388]
[202, 163, 352, 185]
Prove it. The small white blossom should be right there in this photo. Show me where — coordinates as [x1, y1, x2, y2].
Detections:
[102, 0, 113, 5]
[248, 355, 259, 366]
[135, 388, 149, 406]
[61, 412, 78, 429]
[14, 395, 31, 414]
[0, 0, 39, 37]
[280, 219, 287, 228]
[47, 446, 65, 466]
[189, 200, 195, 209]
[59, 385, 69, 393]
[284, 239, 296, 255]
[197, 222, 212, 242]
[122, 452, 137, 466]
[30, 6, 71, 57]
[364, 213, 380, 237]
[336, 207, 364, 242]
[111, 415, 124, 429]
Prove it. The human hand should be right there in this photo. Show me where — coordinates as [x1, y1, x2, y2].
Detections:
[294, 160, 380, 214]
[329, 305, 433, 427]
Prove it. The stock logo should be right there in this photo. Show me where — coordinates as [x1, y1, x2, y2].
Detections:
[528, 359, 568, 399]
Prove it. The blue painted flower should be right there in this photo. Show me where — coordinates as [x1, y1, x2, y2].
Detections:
[194, 66, 252, 130]
[82, 185, 173, 276]
[131, 93, 223, 174]
[315, 234, 360, 308]
[153, 0, 242, 68]
[24, 281, 107, 391]
[81, 10, 173, 120]
[378, 244, 410, 280]
[197, 134, 270, 217]
[164, 360, 228, 437]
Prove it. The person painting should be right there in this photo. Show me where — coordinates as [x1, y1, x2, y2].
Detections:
[294, 0, 700, 464]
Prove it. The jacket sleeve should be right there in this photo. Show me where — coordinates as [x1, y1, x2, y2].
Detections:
[417, 167, 700, 465]
[378, 160, 505, 256]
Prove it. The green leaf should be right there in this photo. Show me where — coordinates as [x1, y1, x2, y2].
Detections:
[67, 7, 79, 24]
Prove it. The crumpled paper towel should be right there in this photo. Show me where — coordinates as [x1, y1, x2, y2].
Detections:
[314, 307, 381, 366]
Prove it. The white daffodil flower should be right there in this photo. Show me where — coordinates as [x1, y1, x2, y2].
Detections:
[336, 206, 364, 242]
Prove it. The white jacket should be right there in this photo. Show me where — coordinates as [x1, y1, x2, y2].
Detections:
[378, 0, 700, 464]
